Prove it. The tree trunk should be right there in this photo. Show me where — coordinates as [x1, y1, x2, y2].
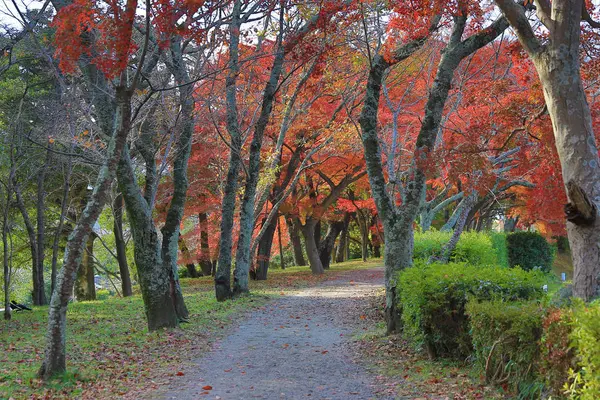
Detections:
[504, 216, 518, 233]
[119, 146, 180, 330]
[198, 212, 212, 276]
[3, 182, 12, 321]
[38, 85, 130, 380]
[36, 148, 51, 303]
[178, 237, 199, 278]
[335, 213, 351, 263]
[75, 234, 96, 301]
[301, 219, 324, 275]
[318, 221, 344, 270]
[159, 37, 194, 321]
[357, 214, 370, 262]
[51, 156, 72, 296]
[277, 216, 285, 270]
[255, 216, 278, 280]
[357, 16, 507, 333]
[215, 0, 243, 301]
[232, 38, 286, 296]
[14, 185, 45, 306]
[383, 223, 414, 333]
[113, 193, 132, 296]
[495, 0, 600, 301]
[430, 194, 475, 264]
[535, 51, 600, 300]
[286, 216, 306, 266]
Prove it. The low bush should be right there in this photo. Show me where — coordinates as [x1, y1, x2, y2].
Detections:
[397, 262, 548, 359]
[568, 300, 600, 400]
[96, 289, 112, 301]
[489, 232, 509, 268]
[467, 300, 544, 393]
[506, 231, 553, 272]
[539, 307, 575, 399]
[413, 230, 497, 265]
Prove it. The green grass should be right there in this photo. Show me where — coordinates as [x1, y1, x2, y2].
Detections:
[0, 259, 382, 399]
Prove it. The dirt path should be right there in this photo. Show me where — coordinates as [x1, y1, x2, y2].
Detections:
[152, 268, 390, 400]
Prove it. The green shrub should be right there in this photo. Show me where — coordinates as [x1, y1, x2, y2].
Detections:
[489, 231, 509, 268]
[413, 230, 496, 265]
[568, 300, 600, 400]
[96, 289, 112, 301]
[539, 307, 575, 399]
[413, 230, 451, 261]
[466, 300, 544, 393]
[452, 231, 497, 265]
[397, 261, 548, 359]
[507, 232, 553, 272]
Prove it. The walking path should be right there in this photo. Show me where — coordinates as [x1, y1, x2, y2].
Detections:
[153, 268, 390, 400]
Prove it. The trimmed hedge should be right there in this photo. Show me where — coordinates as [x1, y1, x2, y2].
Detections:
[506, 231, 553, 272]
[569, 300, 600, 399]
[413, 230, 497, 265]
[467, 300, 545, 392]
[397, 261, 547, 358]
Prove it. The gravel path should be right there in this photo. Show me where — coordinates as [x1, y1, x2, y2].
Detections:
[153, 268, 390, 400]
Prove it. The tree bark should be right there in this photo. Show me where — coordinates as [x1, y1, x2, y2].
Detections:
[75, 234, 96, 301]
[198, 212, 212, 276]
[318, 221, 344, 270]
[51, 155, 72, 296]
[301, 218, 325, 274]
[286, 216, 306, 266]
[118, 146, 180, 329]
[335, 213, 352, 263]
[112, 193, 132, 296]
[178, 237, 199, 278]
[254, 216, 277, 280]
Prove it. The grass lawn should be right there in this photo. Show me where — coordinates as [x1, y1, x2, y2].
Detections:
[0, 259, 382, 399]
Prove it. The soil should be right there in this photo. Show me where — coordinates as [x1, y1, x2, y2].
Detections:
[149, 267, 391, 400]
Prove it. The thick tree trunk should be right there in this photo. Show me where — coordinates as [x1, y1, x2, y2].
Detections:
[198, 212, 212, 276]
[536, 60, 600, 300]
[318, 221, 344, 270]
[39, 86, 130, 380]
[255, 217, 277, 280]
[75, 234, 96, 301]
[286, 216, 306, 266]
[383, 223, 414, 333]
[112, 193, 132, 296]
[301, 219, 324, 275]
[496, 0, 600, 301]
[119, 146, 180, 330]
[160, 38, 194, 321]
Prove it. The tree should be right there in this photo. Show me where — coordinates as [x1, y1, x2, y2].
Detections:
[358, 5, 509, 332]
[493, 0, 600, 300]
